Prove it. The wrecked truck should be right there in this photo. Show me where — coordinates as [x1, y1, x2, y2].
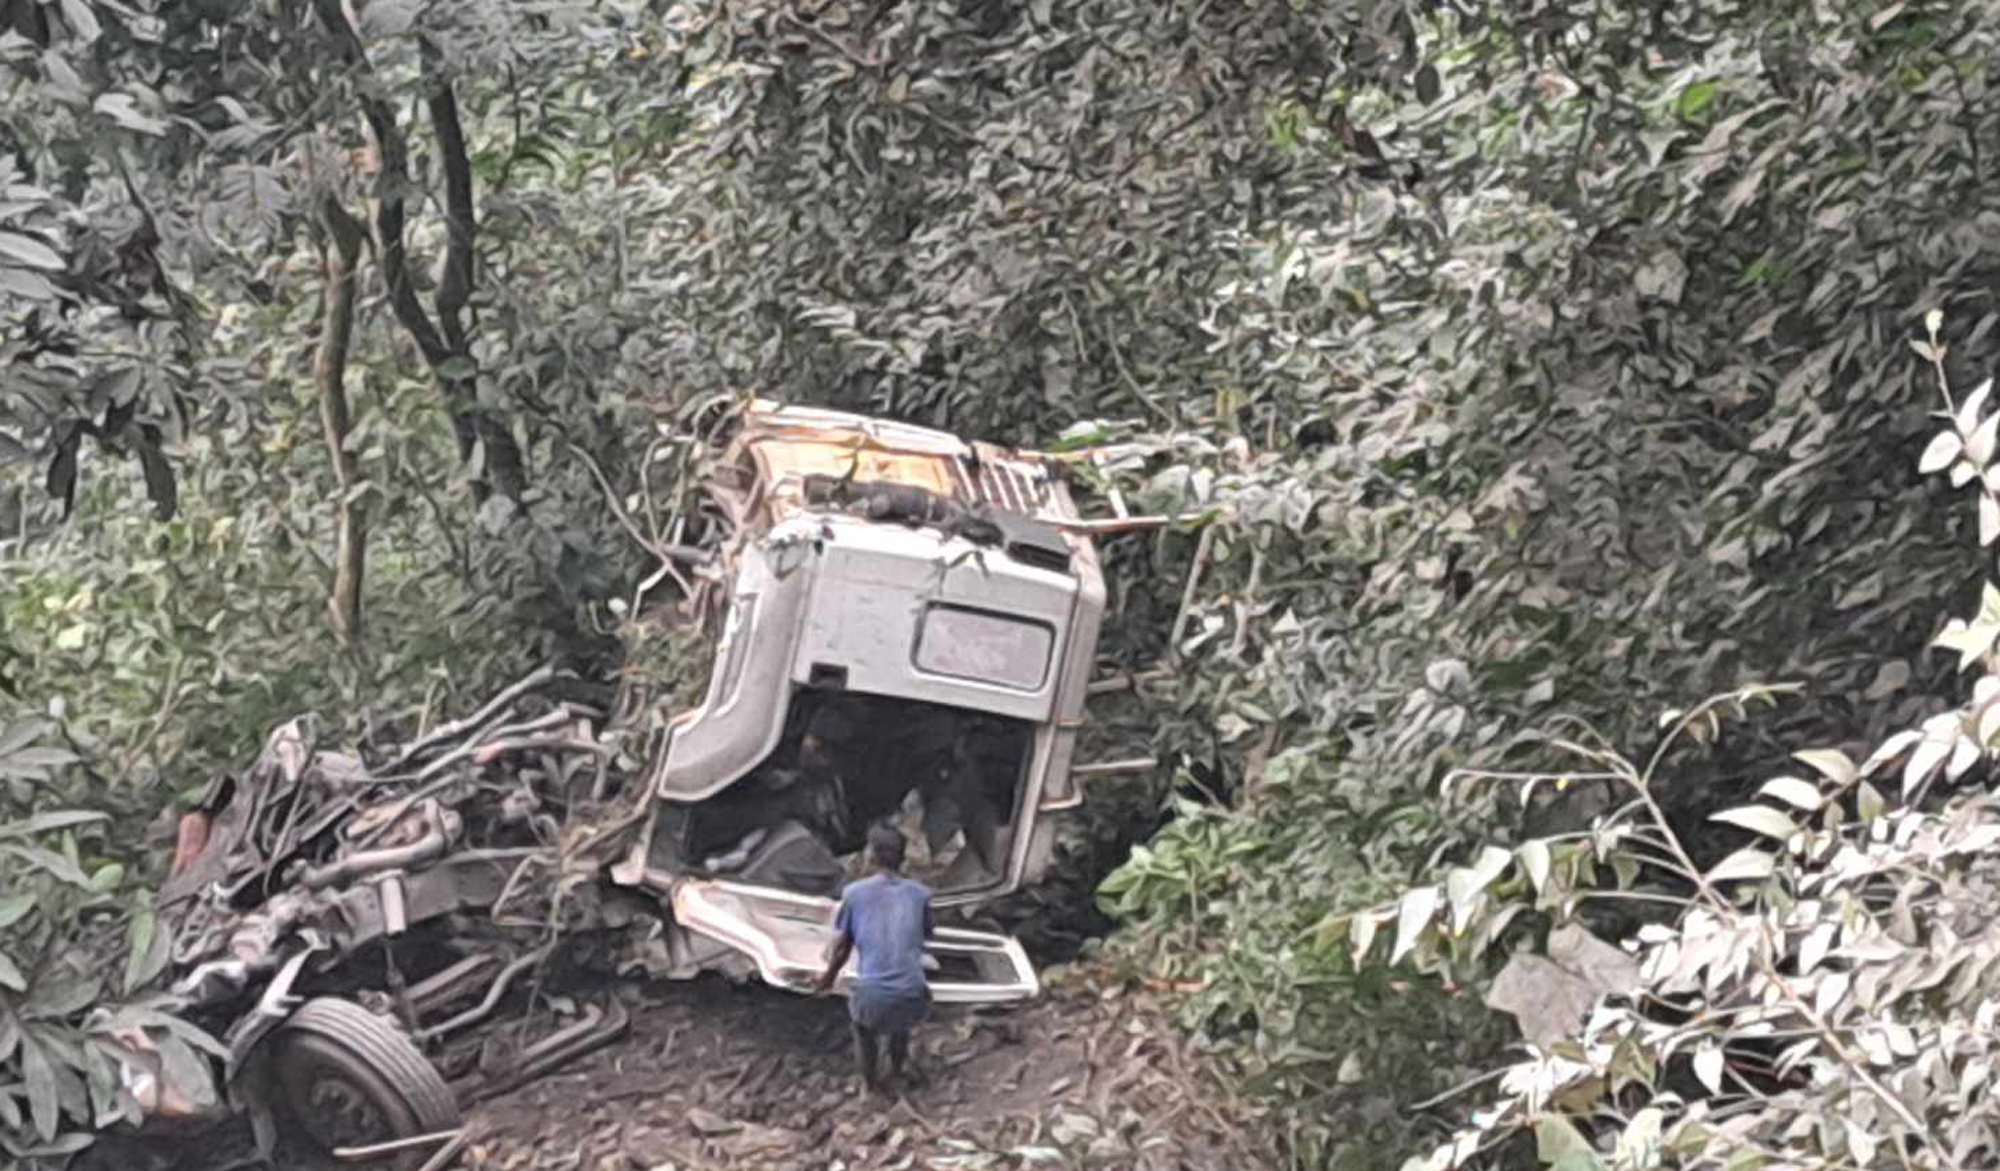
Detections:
[106, 401, 1110, 1168]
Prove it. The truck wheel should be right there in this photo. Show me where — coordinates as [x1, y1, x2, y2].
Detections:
[269, 997, 460, 1167]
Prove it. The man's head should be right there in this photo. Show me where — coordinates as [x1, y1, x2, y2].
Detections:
[866, 824, 907, 873]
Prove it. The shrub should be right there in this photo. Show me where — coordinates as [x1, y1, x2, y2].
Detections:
[1378, 338, 2000, 1170]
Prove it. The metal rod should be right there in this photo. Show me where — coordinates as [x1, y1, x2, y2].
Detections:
[416, 1132, 468, 1171]
[406, 952, 501, 1015]
[1071, 757, 1159, 777]
[377, 871, 408, 935]
[1087, 667, 1174, 694]
[414, 947, 544, 1040]
[390, 666, 555, 769]
[1048, 512, 1211, 534]
[332, 1127, 462, 1159]
[298, 829, 447, 890]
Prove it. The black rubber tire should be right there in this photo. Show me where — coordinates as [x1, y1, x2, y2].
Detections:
[269, 997, 460, 1168]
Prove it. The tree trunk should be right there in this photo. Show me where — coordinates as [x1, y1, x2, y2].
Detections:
[311, 0, 530, 509]
[422, 40, 530, 506]
[316, 194, 368, 643]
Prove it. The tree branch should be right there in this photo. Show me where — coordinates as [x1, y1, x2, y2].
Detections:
[425, 39, 475, 345]
[315, 191, 369, 643]
[311, 0, 527, 504]
[420, 39, 528, 504]
[313, 0, 449, 362]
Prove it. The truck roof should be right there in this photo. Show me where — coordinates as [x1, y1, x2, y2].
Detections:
[739, 400, 1079, 529]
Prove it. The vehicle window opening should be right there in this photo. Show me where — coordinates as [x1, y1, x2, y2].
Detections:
[683, 692, 1030, 896]
[913, 605, 1054, 691]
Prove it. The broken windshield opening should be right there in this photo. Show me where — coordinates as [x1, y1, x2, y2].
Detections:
[664, 692, 1031, 897]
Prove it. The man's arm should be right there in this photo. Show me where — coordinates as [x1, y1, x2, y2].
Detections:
[817, 891, 857, 993]
[814, 933, 854, 993]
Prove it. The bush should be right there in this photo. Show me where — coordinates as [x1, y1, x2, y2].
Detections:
[1377, 343, 2000, 1170]
[0, 719, 223, 1167]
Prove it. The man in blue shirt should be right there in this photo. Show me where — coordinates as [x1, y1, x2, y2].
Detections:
[814, 824, 934, 1093]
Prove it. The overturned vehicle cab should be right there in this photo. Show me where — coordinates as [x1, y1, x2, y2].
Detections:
[613, 402, 1106, 1001]
[106, 403, 1106, 1168]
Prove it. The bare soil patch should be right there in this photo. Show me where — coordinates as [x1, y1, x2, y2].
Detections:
[459, 963, 1274, 1170]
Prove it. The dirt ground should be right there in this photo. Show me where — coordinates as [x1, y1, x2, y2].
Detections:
[454, 963, 1277, 1171]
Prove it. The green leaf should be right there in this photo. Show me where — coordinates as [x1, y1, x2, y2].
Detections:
[0, 844, 92, 887]
[59, 0, 101, 42]
[1969, 410, 2000, 466]
[1856, 781, 1886, 822]
[123, 908, 167, 995]
[0, 893, 34, 930]
[0, 948, 25, 992]
[153, 1033, 219, 1111]
[1758, 776, 1824, 811]
[1919, 430, 1962, 474]
[0, 811, 106, 840]
[20, 1033, 58, 1141]
[1467, 844, 1512, 889]
[1791, 749, 1855, 788]
[1535, 1116, 1603, 1168]
[1692, 1044, 1724, 1094]
[109, 1004, 229, 1059]
[25, 971, 101, 1019]
[1709, 805, 1797, 842]
[1675, 80, 1718, 118]
[1615, 1107, 1664, 1167]
[1869, 1, 1909, 30]
[1519, 840, 1552, 894]
[0, 720, 47, 757]
[0, 230, 63, 271]
[1445, 866, 1486, 932]
[0, 263, 56, 301]
[1957, 378, 1993, 434]
[1391, 885, 1438, 965]
[89, 862, 124, 892]
[2, 748, 80, 772]
[1932, 617, 1998, 670]
[1348, 910, 1379, 966]
[1706, 847, 1775, 884]
[16, 1132, 94, 1158]
[93, 92, 170, 136]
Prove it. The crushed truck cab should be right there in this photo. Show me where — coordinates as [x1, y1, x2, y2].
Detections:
[115, 402, 1114, 1168]
[615, 402, 1107, 1002]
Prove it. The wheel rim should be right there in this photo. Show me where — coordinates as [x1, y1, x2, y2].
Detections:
[299, 1062, 395, 1150]
[272, 1034, 422, 1157]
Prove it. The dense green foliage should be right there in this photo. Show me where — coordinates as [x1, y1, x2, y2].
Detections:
[1376, 356, 2000, 1170]
[1080, 5, 2000, 1163]
[2, 2, 682, 1159]
[6, 0, 2000, 1165]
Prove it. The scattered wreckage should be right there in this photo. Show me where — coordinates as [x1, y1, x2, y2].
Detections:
[99, 402, 1139, 1168]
